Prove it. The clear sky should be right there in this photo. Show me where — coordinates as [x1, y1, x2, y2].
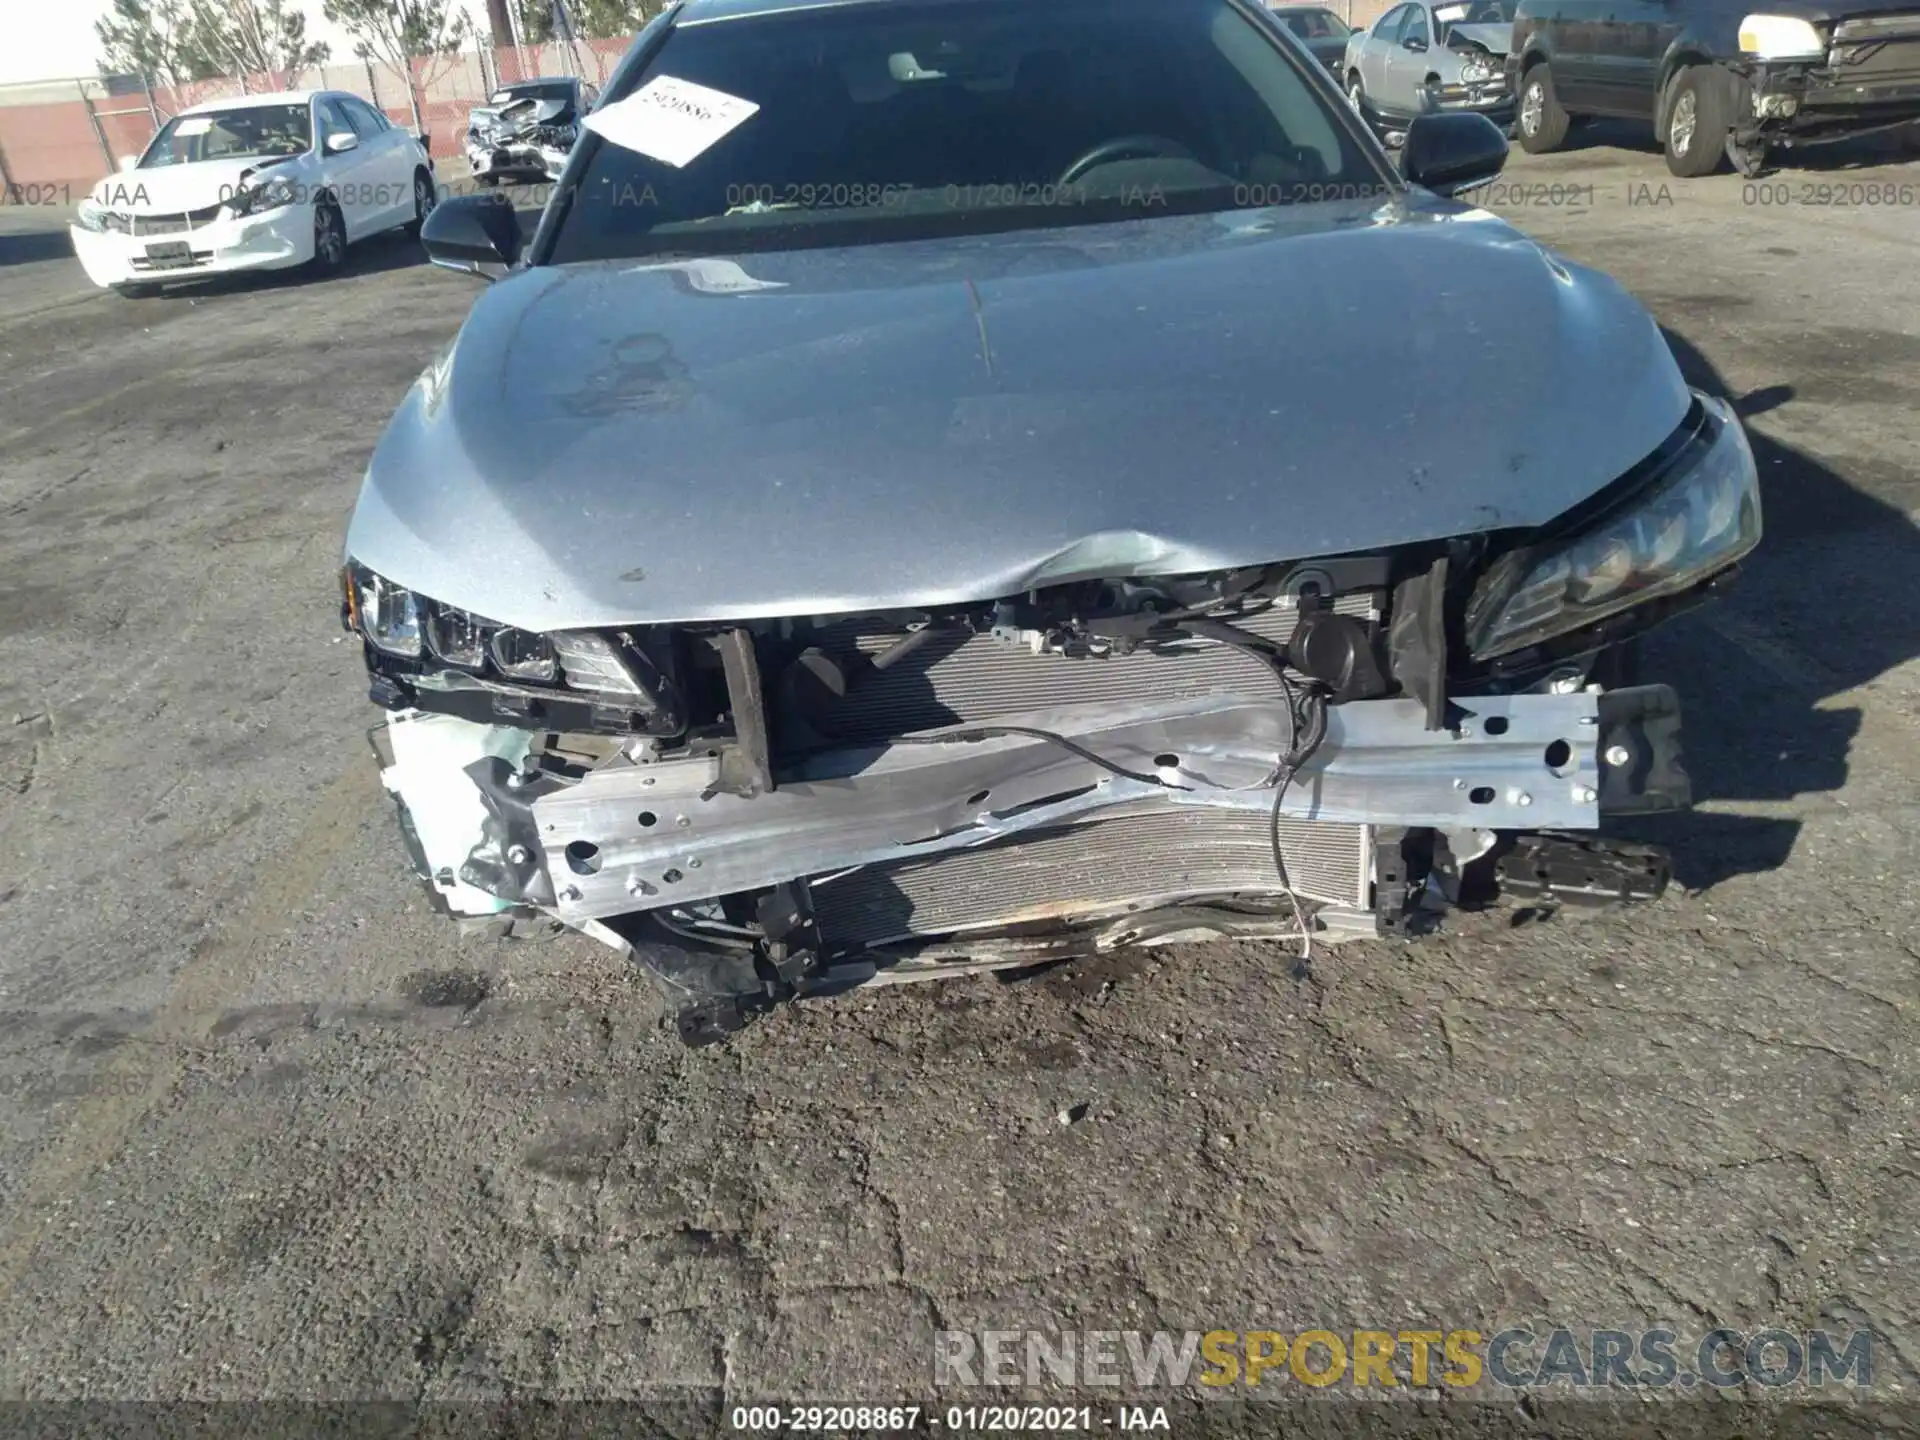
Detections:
[0, 0, 479, 86]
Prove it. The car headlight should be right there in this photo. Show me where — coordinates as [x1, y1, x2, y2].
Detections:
[426, 604, 496, 669]
[76, 198, 107, 233]
[1460, 59, 1495, 83]
[229, 172, 297, 217]
[342, 563, 690, 703]
[1738, 14, 1826, 58]
[344, 561, 424, 657]
[491, 627, 562, 681]
[1465, 394, 1762, 660]
[345, 561, 560, 678]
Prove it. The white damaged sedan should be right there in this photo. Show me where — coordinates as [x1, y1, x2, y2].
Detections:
[71, 89, 436, 297]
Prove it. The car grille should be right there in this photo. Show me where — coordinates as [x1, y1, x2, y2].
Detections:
[130, 204, 225, 237]
[1832, 12, 1920, 41]
[1827, 14, 1920, 80]
[811, 805, 1373, 949]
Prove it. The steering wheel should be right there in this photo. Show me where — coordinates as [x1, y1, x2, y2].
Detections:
[1057, 134, 1198, 186]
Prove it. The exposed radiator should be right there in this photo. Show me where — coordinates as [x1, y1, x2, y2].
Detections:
[811, 805, 1373, 949]
[806, 594, 1377, 745]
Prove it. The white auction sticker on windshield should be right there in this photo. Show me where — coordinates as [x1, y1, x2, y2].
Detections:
[175, 116, 213, 135]
[582, 75, 759, 168]
[1434, 4, 1469, 17]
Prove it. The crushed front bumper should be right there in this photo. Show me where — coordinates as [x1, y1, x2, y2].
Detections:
[69, 205, 311, 288]
[530, 690, 1615, 919]
[1738, 24, 1920, 143]
[467, 142, 569, 182]
[374, 682, 1688, 994]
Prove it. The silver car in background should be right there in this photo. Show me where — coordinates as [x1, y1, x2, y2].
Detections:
[1343, 0, 1517, 135]
[465, 76, 598, 185]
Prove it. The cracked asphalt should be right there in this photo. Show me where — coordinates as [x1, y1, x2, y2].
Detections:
[0, 131, 1917, 1435]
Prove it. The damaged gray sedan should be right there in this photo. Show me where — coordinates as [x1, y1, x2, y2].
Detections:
[464, 77, 596, 187]
[345, 0, 1761, 1043]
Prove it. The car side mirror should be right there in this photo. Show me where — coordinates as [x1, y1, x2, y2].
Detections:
[117, 154, 138, 172]
[1401, 111, 1508, 194]
[325, 132, 359, 154]
[421, 192, 522, 279]
[414, 130, 430, 151]
[1403, 34, 1429, 50]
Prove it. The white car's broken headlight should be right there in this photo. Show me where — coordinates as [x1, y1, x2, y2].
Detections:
[228, 172, 297, 217]
[1465, 394, 1762, 660]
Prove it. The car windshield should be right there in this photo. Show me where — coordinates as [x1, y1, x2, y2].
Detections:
[140, 104, 312, 167]
[544, 0, 1386, 265]
[491, 81, 575, 104]
[1276, 8, 1352, 40]
[1434, 0, 1516, 41]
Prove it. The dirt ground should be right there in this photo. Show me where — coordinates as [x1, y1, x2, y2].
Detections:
[0, 127, 1917, 1437]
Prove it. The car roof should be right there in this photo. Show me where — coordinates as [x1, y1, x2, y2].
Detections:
[494, 76, 578, 86]
[179, 89, 328, 115]
[678, 0, 939, 24]
[673, 0, 1298, 23]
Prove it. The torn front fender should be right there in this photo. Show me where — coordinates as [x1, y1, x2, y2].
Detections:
[378, 710, 538, 916]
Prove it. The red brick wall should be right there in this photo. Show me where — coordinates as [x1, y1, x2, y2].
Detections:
[0, 100, 111, 198]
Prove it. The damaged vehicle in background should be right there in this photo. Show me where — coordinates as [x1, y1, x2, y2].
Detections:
[343, 0, 1761, 1044]
[1344, 0, 1518, 137]
[465, 76, 598, 185]
[1511, 0, 1920, 174]
[71, 89, 435, 296]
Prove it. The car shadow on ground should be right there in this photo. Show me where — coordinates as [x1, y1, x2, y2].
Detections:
[0, 227, 75, 267]
[1767, 131, 1920, 172]
[1613, 325, 1920, 890]
[120, 202, 544, 304]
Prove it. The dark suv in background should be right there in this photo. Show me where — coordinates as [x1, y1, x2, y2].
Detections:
[1510, 0, 1920, 174]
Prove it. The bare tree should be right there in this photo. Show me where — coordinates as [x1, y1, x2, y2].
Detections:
[567, 0, 661, 40]
[188, 0, 332, 83]
[322, 0, 472, 130]
[96, 0, 219, 90]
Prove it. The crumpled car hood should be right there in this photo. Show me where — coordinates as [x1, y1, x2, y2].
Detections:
[347, 196, 1690, 630]
[89, 155, 298, 212]
[1446, 21, 1512, 52]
